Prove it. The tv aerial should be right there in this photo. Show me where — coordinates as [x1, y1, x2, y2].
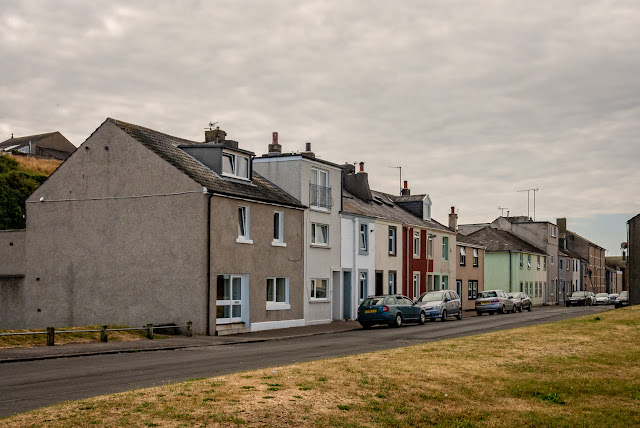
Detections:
[205, 121, 219, 130]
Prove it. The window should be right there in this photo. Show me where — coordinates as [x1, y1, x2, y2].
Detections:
[359, 223, 368, 252]
[537, 256, 541, 270]
[559, 259, 563, 270]
[413, 231, 420, 257]
[388, 227, 397, 256]
[527, 255, 532, 269]
[427, 235, 434, 257]
[535, 281, 538, 297]
[544, 257, 547, 270]
[520, 281, 523, 292]
[473, 248, 479, 267]
[311, 223, 329, 246]
[237, 206, 252, 244]
[520, 254, 524, 269]
[310, 168, 331, 210]
[460, 246, 466, 266]
[311, 279, 328, 300]
[442, 276, 449, 290]
[567, 261, 570, 271]
[222, 152, 250, 179]
[272, 211, 285, 246]
[389, 271, 397, 294]
[468, 280, 478, 299]
[266, 277, 289, 309]
[551, 255, 555, 265]
[551, 226, 557, 237]
[413, 273, 420, 298]
[442, 236, 449, 260]
[359, 272, 368, 300]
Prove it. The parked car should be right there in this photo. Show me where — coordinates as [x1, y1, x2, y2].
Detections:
[587, 292, 597, 305]
[475, 289, 515, 315]
[415, 290, 462, 321]
[608, 293, 619, 304]
[615, 291, 629, 309]
[508, 292, 532, 312]
[566, 291, 593, 306]
[357, 295, 426, 328]
[595, 293, 611, 305]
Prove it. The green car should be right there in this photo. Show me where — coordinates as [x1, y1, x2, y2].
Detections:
[357, 295, 426, 328]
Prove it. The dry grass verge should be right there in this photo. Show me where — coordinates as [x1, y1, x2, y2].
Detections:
[0, 326, 167, 349]
[3, 307, 640, 427]
[6, 153, 62, 176]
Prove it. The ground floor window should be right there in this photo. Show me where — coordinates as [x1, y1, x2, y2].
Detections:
[389, 271, 397, 294]
[468, 280, 478, 299]
[442, 276, 449, 290]
[413, 273, 420, 298]
[359, 272, 368, 300]
[266, 277, 289, 310]
[311, 279, 328, 300]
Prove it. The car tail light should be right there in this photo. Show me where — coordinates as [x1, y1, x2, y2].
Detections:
[383, 305, 389, 312]
[490, 299, 499, 303]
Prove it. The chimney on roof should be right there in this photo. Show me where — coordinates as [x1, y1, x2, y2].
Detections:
[343, 161, 372, 202]
[449, 206, 458, 232]
[268, 131, 282, 154]
[401, 180, 410, 196]
[205, 127, 226, 144]
[557, 217, 567, 234]
[359, 162, 365, 172]
[302, 142, 315, 158]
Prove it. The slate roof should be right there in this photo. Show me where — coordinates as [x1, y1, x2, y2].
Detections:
[342, 190, 452, 233]
[0, 131, 75, 154]
[391, 194, 427, 203]
[566, 229, 606, 250]
[456, 234, 486, 248]
[109, 118, 304, 208]
[559, 247, 587, 261]
[462, 227, 547, 255]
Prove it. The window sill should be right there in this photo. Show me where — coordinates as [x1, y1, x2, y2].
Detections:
[309, 298, 330, 303]
[266, 303, 290, 311]
[236, 238, 254, 245]
[309, 206, 331, 213]
[271, 241, 287, 247]
[221, 172, 250, 181]
[310, 244, 330, 249]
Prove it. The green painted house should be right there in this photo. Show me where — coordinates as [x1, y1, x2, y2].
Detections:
[461, 227, 548, 306]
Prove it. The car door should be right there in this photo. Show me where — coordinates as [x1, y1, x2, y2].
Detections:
[402, 296, 419, 320]
[451, 290, 461, 313]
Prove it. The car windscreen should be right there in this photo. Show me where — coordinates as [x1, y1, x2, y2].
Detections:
[417, 292, 445, 302]
[508, 293, 519, 298]
[619, 291, 628, 298]
[596, 293, 608, 297]
[361, 297, 385, 307]
[478, 291, 497, 298]
[571, 292, 587, 297]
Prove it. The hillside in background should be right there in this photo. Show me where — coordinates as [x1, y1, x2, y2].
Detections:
[0, 154, 61, 230]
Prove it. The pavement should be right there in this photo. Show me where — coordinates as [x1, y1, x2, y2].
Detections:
[0, 320, 362, 364]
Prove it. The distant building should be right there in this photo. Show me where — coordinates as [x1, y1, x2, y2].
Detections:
[0, 132, 75, 160]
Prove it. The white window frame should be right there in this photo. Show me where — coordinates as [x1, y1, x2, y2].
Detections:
[266, 277, 290, 310]
[310, 278, 328, 300]
[551, 255, 555, 265]
[389, 226, 397, 256]
[460, 246, 466, 266]
[413, 272, 420, 298]
[359, 223, 368, 252]
[310, 167, 330, 211]
[537, 256, 541, 270]
[443, 275, 449, 290]
[236, 205, 253, 244]
[222, 151, 250, 180]
[527, 255, 532, 269]
[544, 257, 547, 270]
[551, 226, 557, 237]
[442, 236, 449, 260]
[413, 231, 420, 258]
[359, 272, 368, 301]
[272, 211, 286, 247]
[427, 235, 434, 257]
[389, 271, 397, 294]
[520, 253, 524, 269]
[473, 248, 479, 267]
[311, 223, 329, 246]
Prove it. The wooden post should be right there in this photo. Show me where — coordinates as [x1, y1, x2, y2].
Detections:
[146, 324, 153, 339]
[187, 321, 192, 337]
[100, 325, 108, 342]
[46, 327, 55, 346]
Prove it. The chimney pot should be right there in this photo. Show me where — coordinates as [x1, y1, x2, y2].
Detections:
[451, 206, 455, 214]
[268, 131, 282, 154]
[305, 142, 311, 152]
[359, 162, 364, 172]
[403, 181, 408, 189]
[272, 132, 278, 144]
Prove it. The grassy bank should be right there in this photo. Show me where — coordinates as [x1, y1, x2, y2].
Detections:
[0, 326, 165, 349]
[4, 307, 640, 427]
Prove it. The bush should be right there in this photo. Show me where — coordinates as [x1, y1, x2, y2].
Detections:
[0, 155, 48, 229]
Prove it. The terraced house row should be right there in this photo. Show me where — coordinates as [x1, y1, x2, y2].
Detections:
[0, 119, 612, 335]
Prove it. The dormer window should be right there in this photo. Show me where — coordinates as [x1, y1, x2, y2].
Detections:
[222, 152, 250, 179]
[423, 196, 432, 221]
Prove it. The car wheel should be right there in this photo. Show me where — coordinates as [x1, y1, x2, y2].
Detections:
[476, 311, 482, 316]
[512, 305, 517, 314]
[361, 323, 372, 330]
[528, 303, 532, 312]
[489, 311, 495, 315]
[419, 311, 426, 325]
[456, 309, 462, 320]
[498, 305, 504, 314]
[391, 313, 402, 328]
[441, 309, 447, 322]
[518, 304, 523, 313]
[430, 317, 436, 322]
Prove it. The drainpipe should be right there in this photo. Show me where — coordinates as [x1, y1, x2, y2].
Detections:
[205, 189, 212, 336]
[352, 216, 357, 316]
[406, 226, 410, 298]
[508, 250, 512, 292]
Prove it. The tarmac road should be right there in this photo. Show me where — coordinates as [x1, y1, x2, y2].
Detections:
[0, 305, 609, 418]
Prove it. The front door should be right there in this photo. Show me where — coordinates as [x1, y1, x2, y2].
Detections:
[343, 271, 352, 320]
[216, 275, 244, 324]
[375, 271, 383, 296]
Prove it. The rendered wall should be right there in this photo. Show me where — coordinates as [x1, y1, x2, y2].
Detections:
[456, 245, 484, 311]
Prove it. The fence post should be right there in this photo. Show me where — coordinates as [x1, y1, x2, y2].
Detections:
[100, 325, 108, 342]
[187, 321, 192, 337]
[146, 324, 153, 339]
[46, 327, 55, 346]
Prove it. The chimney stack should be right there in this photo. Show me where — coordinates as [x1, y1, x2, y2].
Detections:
[205, 127, 226, 144]
[302, 142, 315, 158]
[359, 162, 364, 172]
[449, 206, 458, 232]
[401, 181, 410, 196]
[268, 131, 282, 154]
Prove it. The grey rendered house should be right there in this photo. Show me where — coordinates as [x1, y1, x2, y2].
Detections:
[253, 135, 343, 325]
[0, 119, 305, 335]
[0, 131, 76, 160]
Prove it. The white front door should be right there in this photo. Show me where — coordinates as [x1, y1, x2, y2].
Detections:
[216, 275, 244, 324]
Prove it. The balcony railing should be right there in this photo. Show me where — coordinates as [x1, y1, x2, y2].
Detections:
[309, 183, 333, 210]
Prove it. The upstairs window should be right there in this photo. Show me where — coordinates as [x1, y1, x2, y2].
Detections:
[222, 152, 250, 179]
[310, 168, 331, 210]
[551, 226, 557, 237]
[527, 255, 532, 269]
[520, 254, 524, 269]
[442, 236, 449, 260]
[460, 246, 466, 266]
[413, 231, 420, 257]
[473, 248, 479, 267]
[560, 259, 563, 270]
[273, 211, 285, 246]
[537, 256, 541, 270]
[311, 223, 329, 246]
[544, 257, 547, 270]
[359, 223, 368, 252]
[388, 226, 397, 256]
[427, 235, 434, 257]
[237, 206, 252, 244]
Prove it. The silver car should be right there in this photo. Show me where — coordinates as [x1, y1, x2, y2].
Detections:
[415, 290, 462, 321]
[595, 293, 610, 305]
[475, 289, 515, 315]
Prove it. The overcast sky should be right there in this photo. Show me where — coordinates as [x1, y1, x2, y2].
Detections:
[2, 1, 639, 254]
